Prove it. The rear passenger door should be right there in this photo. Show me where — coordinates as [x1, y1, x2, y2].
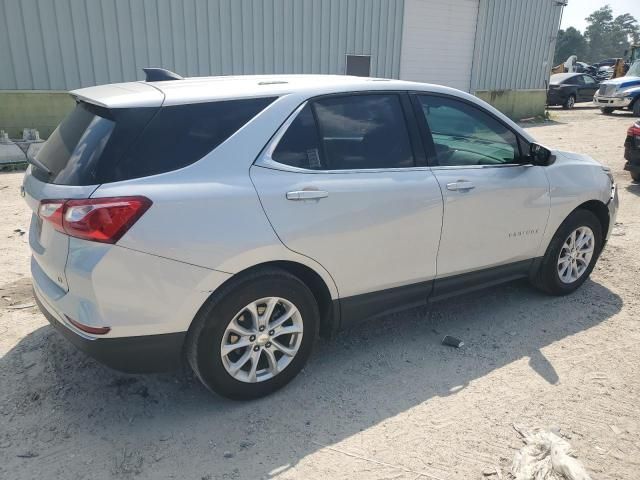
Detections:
[251, 93, 443, 313]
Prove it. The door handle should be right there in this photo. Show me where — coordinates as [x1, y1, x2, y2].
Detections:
[286, 190, 329, 201]
[446, 181, 475, 191]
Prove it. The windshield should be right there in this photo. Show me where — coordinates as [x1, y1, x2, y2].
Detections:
[627, 60, 640, 77]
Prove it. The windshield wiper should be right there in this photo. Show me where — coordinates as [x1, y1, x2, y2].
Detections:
[26, 155, 52, 175]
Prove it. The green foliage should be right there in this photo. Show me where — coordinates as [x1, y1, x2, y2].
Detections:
[554, 5, 639, 64]
[554, 27, 587, 64]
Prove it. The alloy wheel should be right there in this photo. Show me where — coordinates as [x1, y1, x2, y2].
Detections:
[220, 297, 303, 383]
[557, 226, 595, 284]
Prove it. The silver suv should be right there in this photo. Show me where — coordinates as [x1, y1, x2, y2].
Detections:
[24, 72, 617, 399]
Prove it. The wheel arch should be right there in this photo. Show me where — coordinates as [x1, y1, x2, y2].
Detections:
[196, 260, 340, 339]
[576, 199, 610, 244]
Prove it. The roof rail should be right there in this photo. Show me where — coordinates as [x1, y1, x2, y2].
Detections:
[142, 68, 184, 82]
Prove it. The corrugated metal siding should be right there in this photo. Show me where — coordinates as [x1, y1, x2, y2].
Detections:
[0, 0, 405, 90]
[399, 0, 479, 91]
[471, 0, 563, 91]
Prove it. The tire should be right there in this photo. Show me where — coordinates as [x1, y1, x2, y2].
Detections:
[601, 107, 615, 115]
[531, 209, 603, 296]
[186, 268, 319, 400]
[633, 100, 640, 117]
[631, 171, 640, 182]
[562, 95, 576, 109]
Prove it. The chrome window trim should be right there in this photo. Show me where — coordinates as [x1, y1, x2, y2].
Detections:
[430, 163, 534, 171]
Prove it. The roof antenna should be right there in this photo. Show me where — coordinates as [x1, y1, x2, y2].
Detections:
[142, 68, 184, 82]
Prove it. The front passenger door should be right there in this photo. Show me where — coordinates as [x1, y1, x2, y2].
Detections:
[413, 94, 550, 287]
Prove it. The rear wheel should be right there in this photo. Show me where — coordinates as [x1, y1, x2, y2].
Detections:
[186, 268, 318, 400]
[562, 95, 576, 109]
[531, 210, 603, 296]
[633, 100, 640, 117]
[631, 171, 640, 182]
[601, 107, 615, 115]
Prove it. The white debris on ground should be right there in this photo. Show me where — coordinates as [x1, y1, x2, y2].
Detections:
[512, 424, 592, 480]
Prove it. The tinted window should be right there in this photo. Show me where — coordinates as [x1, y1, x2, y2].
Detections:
[314, 94, 414, 170]
[582, 75, 597, 85]
[32, 103, 156, 185]
[33, 97, 275, 185]
[271, 104, 323, 169]
[418, 95, 520, 166]
[112, 98, 275, 182]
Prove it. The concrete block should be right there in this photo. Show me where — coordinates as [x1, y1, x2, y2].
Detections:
[0, 141, 26, 165]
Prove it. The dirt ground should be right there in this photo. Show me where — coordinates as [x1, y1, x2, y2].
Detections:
[1, 105, 639, 480]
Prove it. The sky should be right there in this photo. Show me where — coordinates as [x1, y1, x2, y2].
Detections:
[561, 0, 640, 32]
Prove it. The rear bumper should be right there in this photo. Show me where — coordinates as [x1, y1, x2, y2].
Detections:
[34, 287, 186, 373]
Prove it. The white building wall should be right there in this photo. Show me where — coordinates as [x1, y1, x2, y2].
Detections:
[399, 0, 479, 92]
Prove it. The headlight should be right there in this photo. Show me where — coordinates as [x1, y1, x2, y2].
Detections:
[614, 91, 628, 98]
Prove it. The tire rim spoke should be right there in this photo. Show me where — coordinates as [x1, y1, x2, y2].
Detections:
[221, 337, 251, 356]
[272, 340, 297, 357]
[263, 348, 279, 376]
[269, 305, 299, 330]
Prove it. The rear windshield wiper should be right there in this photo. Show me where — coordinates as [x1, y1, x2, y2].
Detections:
[27, 155, 52, 175]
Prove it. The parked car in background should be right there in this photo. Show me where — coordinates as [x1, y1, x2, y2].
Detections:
[624, 122, 640, 181]
[547, 73, 599, 109]
[24, 73, 617, 399]
[594, 60, 640, 116]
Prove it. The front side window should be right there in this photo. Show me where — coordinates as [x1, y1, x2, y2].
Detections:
[417, 95, 521, 167]
[270, 94, 415, 171]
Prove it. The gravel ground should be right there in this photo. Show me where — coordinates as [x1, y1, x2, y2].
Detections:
[1, 105, 639, 480]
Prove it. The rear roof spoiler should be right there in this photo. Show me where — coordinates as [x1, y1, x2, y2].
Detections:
[142, 68, 183, 82]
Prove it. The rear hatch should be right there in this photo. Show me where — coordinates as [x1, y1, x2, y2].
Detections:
[23, 83, 163, 293]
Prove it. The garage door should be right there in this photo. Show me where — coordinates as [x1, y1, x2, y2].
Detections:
[399, 0, 479, 92]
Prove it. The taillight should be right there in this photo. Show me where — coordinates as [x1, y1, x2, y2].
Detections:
[38, 200, 66, 233]
[37, 196, 152, 244]
[628, 123, 640, 137]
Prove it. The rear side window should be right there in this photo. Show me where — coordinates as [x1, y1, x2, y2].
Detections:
[271, 94, 414, 170]
[272, 105, 323, 169]
[112, 97, 275, 182]
[314, 94, 414, 170]
[33, 97, 275, 185]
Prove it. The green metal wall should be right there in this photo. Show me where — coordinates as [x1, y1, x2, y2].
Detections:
[0, 0, 405, 90]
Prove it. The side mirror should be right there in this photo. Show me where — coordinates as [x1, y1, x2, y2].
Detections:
[529, 143, 555, 166]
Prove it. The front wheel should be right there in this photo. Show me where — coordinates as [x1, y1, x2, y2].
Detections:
[531, 210, 603, 296]
[186, 268, 319, 400]
[631, 171, 640, 182]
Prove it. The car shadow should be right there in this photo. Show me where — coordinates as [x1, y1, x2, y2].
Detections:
[625, 181, 640, 196]
[0, 278, 622, 479]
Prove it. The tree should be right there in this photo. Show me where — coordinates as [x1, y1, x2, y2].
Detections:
[583, 5, 639, 62]
[554, 27, 587, 64]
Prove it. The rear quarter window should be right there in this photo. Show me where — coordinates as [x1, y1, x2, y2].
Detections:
[33, 97, 276, 185]
[109, 97, 276, 182]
